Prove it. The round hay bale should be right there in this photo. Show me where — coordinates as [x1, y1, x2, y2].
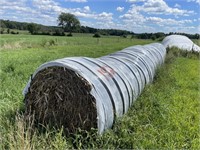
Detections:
[24, 66, 97, 134]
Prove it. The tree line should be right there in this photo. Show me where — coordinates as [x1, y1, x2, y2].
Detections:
[0, 18, 132, 37]
[0, 13, 199, 39]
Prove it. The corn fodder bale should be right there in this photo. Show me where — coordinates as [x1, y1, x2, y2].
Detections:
[162, 35, 200, 52]
[25, 66, 97, 134]
[23, 43, 166, 134]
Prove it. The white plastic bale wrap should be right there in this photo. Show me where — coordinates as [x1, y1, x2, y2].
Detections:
[162, 35, 200, 52]
[23, 43, 166, 134]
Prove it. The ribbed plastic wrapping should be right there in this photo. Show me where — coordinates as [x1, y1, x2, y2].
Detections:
[162, 35, 200, 52]
[23, 43, 166, 134]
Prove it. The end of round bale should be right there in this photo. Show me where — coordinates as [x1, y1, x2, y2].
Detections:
[24, 66, 97, 134]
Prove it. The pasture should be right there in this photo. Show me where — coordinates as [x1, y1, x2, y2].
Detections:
[0, 34, 199, 149]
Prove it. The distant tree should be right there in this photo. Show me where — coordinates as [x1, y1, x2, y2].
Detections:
[93, 33, 101, 38]
[0, 21, 6, 28]
[194, 33, 199, 39]
[137, 33, 149, 39]
[155, 32, 165, 38]
[122, 34, 127, 38]
[131, 34, 135, 39]
[151, 35, 156, 40]
[52, 28, 65, 36]
[0, 28, 4, 34]
[27, 23, 39, 34]
[58, 13, 80, 36]
[7, 28, 10, 34]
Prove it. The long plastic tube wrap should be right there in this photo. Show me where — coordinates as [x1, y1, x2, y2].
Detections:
[162, 35, 200, 52]
[23, 43, 166, 134]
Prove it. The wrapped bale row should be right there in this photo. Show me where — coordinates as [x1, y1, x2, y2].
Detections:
[23, 43, 166, 134]
[162, 35, 200, 52]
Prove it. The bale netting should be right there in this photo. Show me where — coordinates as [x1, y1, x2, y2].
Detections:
[23, 43, 166, 134]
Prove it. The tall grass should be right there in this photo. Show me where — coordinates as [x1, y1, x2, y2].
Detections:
[0, 34, 199, 149]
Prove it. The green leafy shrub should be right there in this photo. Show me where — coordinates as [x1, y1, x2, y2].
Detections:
[93, 33, 101, 38]
[52, 29, 65, 36]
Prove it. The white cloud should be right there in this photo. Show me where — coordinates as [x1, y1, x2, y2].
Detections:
[0, 9, 4, 15]
[32, 0, 63, 14]
[146, 17, 193, 26]
[84, 6, 90, 12]
[119, 1, 195, 34]
[187, 0, 200, 5]
[1, 6, 29, 12]
[73, 11, 94, 18]
[97, 12, 113, 21]
[122, 0, 195, 19]
[96, 21, 114, 29]
[120, 7, 145, 22]
[140, 0, 194, 16]
[32, 0, 59, 7]
[126, 0, 196, 18]
[0, 0, 27, 6]
[174, 3, 181, 8]
[120, 14, 194, 32]
[0, 0, 37, 14]
[65, 0, 87, 2]
[122, 18, 156, 33]
[116, 7, 124, 12]
[164, 26, 198, 34]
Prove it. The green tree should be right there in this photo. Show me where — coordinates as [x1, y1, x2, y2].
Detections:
[93, 32, 101, 38]
[58, 13, 80, 35]
[0, 20, 6, 28]
[151, 35, 156, 40]
[27, 23, 39, 34]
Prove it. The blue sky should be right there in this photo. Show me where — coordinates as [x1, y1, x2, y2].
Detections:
[0, 0, 199, 33]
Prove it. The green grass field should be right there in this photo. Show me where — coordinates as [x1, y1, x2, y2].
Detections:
[0, 34, 199, 149]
